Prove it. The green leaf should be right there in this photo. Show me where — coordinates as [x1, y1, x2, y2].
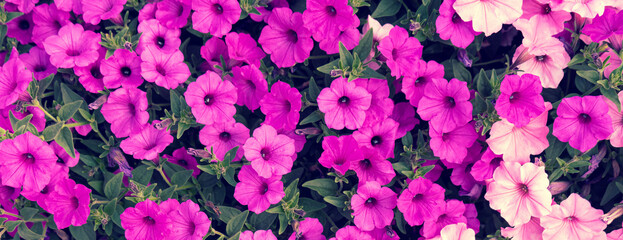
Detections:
[307, 77, 321, 102]
[104, 173, 124, 199]
[226, 210, 249, 236]
[283, 178, 300, 203]
[170, 90, 182, 116]
[359, 67, 386, 79]
[475, 69, 492, 97]
[36, 74, 55, 98]
[353, 30, 374, 63]
[471, 92, 487, 115]
[299, 197, 326, 213]
[576, 70, 600, 84]
[323, 195, 348, 208]
[222, 146, 239, 165]
[545, 131, 566, 160]
[54, 126, 75, 158]
[302, 179, 338, 196]
[131, 165, 153, 185]
[401, 132, 413, 147]
[248, 212, 277, 230]
[19, 208, 39, 221]
[452, 59, 472, 83]
[372, 0, 401, 18]
[158, 186, 177, 200]
[300, 110, 323, 125]
[568, 54, 586, 66]
[601, 87, 621, 112]
[69, 223, 96, 240]
[5, 220, 21, 232]
[17, 222, 45, 240]
[394, 209, 407, 234]
[10, 111, 33, 134]
[338, 42, 354, 68]
[219, 206, 242, 223]
[5, 12, 24, 23]
[317, 59, 340, 74]
[601, 180, 621, 206]
[278, 213, 288, 235]
[415, 165, 435, 178]
[170, 170, 194, 187]
[58, 100, 83, 121]
[177, 122, 190, 139]
[223, 167, 237, 187]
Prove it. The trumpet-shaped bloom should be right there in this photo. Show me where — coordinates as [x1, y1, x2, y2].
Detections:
[140, 46, 191, 90]
[495, 74, 546, 127]
[6, 13, 33, 45]
[200, 37, 241, 74]
[168, 200, 211, 240]
[418, 78, 472, 133]
[45, 178, 91, 229]
[552, 0, 608, 18]
[185, 71, 237, 125]
[470, 148, 503, 181]
[234, 165, 285, 214]
[453, 0, 523, 36]
[288, 218, 326, 240]
[513, 37, 570, 89]
[137, 19, 182, 54]
[420, 200, 468, 238]
[429, 122, 478, 164]
[75, 47, 107, 93]
[120, 125, 174, 162]
[225, 32, 266, 67]
[402, 60, 445, 108]
[484, 162, 552, 226]
[199, 121, 249, 162]
[351, 147, 395, 185]
[354, 78, 394, 126]
[231, 65, 268, 112]
[120, 199, 171, 240]
[0, 49, 32, 108]
[192, 0, 240, 37]
[390, 102, 419, 138]
[302, 0, 358, 41]
[156, 0, 191, 29]
[540, 193, 607, 240]
[81, 0, 126, 25]
[101, 87, 149, 138]
[352, 118, 399, 159]
[101, 49, 143, 89]
[317, 77, 372, 130]
[378, 26, 423, 77]
[436, 0, 480, 48]
[604, 92, 623, 147]
[258, 8, 313, 68]
[553, 96, 613, 152]
[259, 81, 301, 131]
[43, 23, 101, 68]
[318, 135, 363, 175]
[582, 7, 623, 42]
[521, 0, 571, 36]
[163, 148, 200, 177]
[20, 46, 56, 81]
[501, 217, 544, 240]
[31, 4, 71, 46]
[0, 132, 57, 192]
[240, 230, 278, 240]
[243, 124, 295, 178]
[397, 177, 445, 226]
[350, 181, 397, 231]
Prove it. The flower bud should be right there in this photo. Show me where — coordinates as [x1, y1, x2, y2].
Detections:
[295, 127, 321, 136]
[187, 148, 212, 159]
[89, 95, 108, 110]
[458, 49, 472, 67]
[154, 118, 172, 130]
[602, 204, 623, 224]
[547, 181, 571, 195]
[108, 147, 133, 177]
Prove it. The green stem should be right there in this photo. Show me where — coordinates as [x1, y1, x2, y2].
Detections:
[94, 129, 110, 146]
[157, 167, 173, 187]
[33, 101, 59, 123]
[64, 122, 90, 128]
[0, 209, 21, 219]
[175, 183, 195, 191]
[288, 73, 308, 79]
[320, 211, 338, 230]
[472, 57, 506, 67]
[92, 200, 111, 205]
[582, 85, 600, 96]
[41, 92, 54, 98]
[210, 228, 227, 238]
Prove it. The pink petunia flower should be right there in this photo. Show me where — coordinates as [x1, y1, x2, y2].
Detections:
[120, 124, 173, 162]
[352, 118, 399, 159]
[351, 181, 397, 231]
[429, 122, 478, 164]
[120, 199, 171, 240]
[318, 18, 361, 54]
[54, 0, 83, 15]
[43, 23, 101, 68]
[351, 147, 395, 185]
[19, 165, 66, 211]
[487, 102, 551, 163]
[81, 0, 126, 25]
[540, 193, 607, 240]
[418, 78, 473, 133]
[512, 36, 570, 89]
[240, 230, 278, 240]
[582, 7, 623, 42]
[258, 7, 313, 68]
[454, 0, 523, 36]
[234, 165, 285, 214]
[302, 0, 358, 41]
[318, 135, 363, 175]
[501, 217, 544, 240]
[604, 92, 623, 147]
[469, 147, 503, 182]
[51, 141, 80, 171]
[20, 46, 56, 80]
[168, 200, 211, 240]
[45, 178, 91, 229]
[484, 161, 552, 226]
[521, 0, 571, 35]
[0, 132, 57, 192]
[436, 0, 481, 48]
[101, 87, 149, 138]
[184, 71, 237, 125]
[199, 121, 249, 162]
[163, 148, 200, 177]
[330, 226, 372, 240]
[354, 78, 394, 127]
[231, 65, 268, 112]
[140, 46, 190, 90]
[602, 49, 622, 78]
[429, 223, 475, 240]
[6, 13, 33, 45]
[288, 218, 326, 240]
[31, 4, 71, 46]
[397, 177, 445, 226]
[317, 77, 372, 130]
[156, 0, 192, 29]
[137, 19, 182, 54]
[243, 124, 295, 178]
[553, 95, 613, 152]
[101, 49, 143, 89]
[389, 102, 419, 138]
[250, 0, 289, 22]
[138, 3, 157, 22]
[200, 37, 241, 74]
[75, 47, 107, 93]
[363, 15, 393, 43]
[225, 32, 266, 67]
[191, 0, 241, 37]
[6, 0, 37, 14]
[421, 199, 468, 238]
[608, 229, 623, 240]
[551, 0, 608, 18]
[0, 48, 32, 108]
[259, 81, 302, 131]
[495, 74, 546, 127]
[378, 26, 423, 77]
[402, 60, 445, 108]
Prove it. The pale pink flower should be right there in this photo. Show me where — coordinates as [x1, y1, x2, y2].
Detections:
[540, 193, 607, 240]
[604, 92, 623, 147]
[453, 0, 523, 36]
[501, 217, 544, 240]
[362, 15, 393, 43]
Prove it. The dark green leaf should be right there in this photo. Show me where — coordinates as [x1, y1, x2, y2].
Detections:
[353, 30, 373, 62]
[6, 12, 24, 23]
[36, 74, 55, 98]
[323, 195, 347, 208]
[5, 221, 21, 232]
[158, 186, 177, 200]
[104, 173, 124, 199]
[338, 42, 353, 68]
[19, 208, 39, 221]
[170, 170, 194, 187]
[248, 212, 277, 230]
[299, 197, 326, 213]
[317, 59, 340, 74]
[131, 165, 153, 185]
[300, 110, 323, 125]
[17, 222, 45, 240]
[601, 87, 621, 112]
[177, 122, 190, 139]
[223, 167, 237, 187]
[69, 223, 96, 240]
[303, 179, 338, 196]
[545, 131, 566, 160]
[452, 59, 472, 83]
[601, 180, 621, 206]
[219, 206, 242, 223]
[226, 210, 249, 236]
[308, 77, 321, 102]
[568, 54, 586, 66]
[401, 132, 413, 147]
[170, 90, 182, 116]
[475, 69, 492, 97]
[471, 93, 487, 115]
[223, 146, 239, 165]
[58, 100, 83, 121]
[576, 70, 600, 84]
[359, 67, 386, 79]
[372, 0, 401, 18]
[283, 178, 300, 203]
[54, 127, 75, 158]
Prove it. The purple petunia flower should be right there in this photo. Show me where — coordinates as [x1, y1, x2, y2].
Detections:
[0, 49, 32, 108]
[231, 65, 268, 112]
[553, 95, 613, 152]
[495, 74, 546, 127]
[101, 49, 143, 89]
[351, 147, 395, 185]
[191, 0, 241, 37]
[137, 19, 182, 54]
[199, 121, 249, 162]
[43, 23, 101, 68]
[75, 47, 107, 93]
[0, 132, 57, 192]
[163, 148, 201, 177]
[120, 124, 174, 162]
[353, 118, 399, 159]
[168, 200, 211, 240]
[259, 81, 302, 131]
[45, 178, 91, 229]
[243, 124, 295, 178]
[258, 7, 313, 68]
[184, 71, 238, 125]
[351, 181, 397, 231]
[6, 13, 34, 45]
[101, 87, 149, 138]
[120, 199, 171, 240]
[31, 4, 71, 47]
[418, 78, 473, 133]
[317, 77, 372, 130]
[225, 32, 266, 67]
[397, 177, 446, 226]
[378, 26, 423, 77]
[402, 60, 445, 108]
[302, 0, 358, 42]
[20, 46, 56, 80]
[81, 0, 126, 25]
[156, 0, 192, 29]
[140, 46, 190, 90]
[318, 135, 363, 175]
[234, 165, 285, 214]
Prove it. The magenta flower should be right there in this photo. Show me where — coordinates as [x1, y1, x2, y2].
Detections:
[137, 19, 182, 54]
[353, 118, 399, 159]
[138, 3, 157, 22]
[553, 96, 613, 152]
[101, 87, 149, 138]
[163, 148, 200, 177]
[540, 193, 607, 240]
[200, 37, 241, 74]
[250, 0, 288, 22]
[51, 141, 80, 170]
[469, 148, 502, 181]
[240, 230, 278, 240]
[354, 78, 394, 127]
[319, 23, 361, 54]
[243, 124, 295, 178]
[436, 0, 480, 49]
[317, 77, 372, 130]
[54, 0, 83, 15]
[20, 46, 56, 80]
[101, 49, 143, 89]
[418, 78, 472, 133]
[6, 0, 37, 13]
[0, 49, 32, 108]
[258, 7, 313, 68]
[199, 121, 249, 162]
[302, 0, 358, 41]
[140, 46, 190, 90]
[583, 7, 623, 42]
[75, 47, 107, 93]
[389, 102, 419, 138]
[120, 199, 171, 240]
[45, 178, 91, 229]
[21, 169, 64, 210]
[365, 228, 399, 240]
[43, 23, 101, 68]
[6, 13, 33, 45]
[191, 0, 241, 37]
[397, 177, 446, 226]
[604, 92, 623, 147]
[156, 0, 192, 29]
[184, 71, 237, 125]
[31, 4, 71, 46]
[234, 165, 285, 214]
[81, 0, 126, 25]
[429, 122, 478, 164]
[484, 162, 552, 226]
[288, 218, 325, 240]
[351, 147, 395, 185]
[351, 181, 397, 231]
[168, 200, 211, 240]
[378, 26, 423, 77]
[120, 125, 173, 162]
[0, 132, 57, 192]
[318, 135, 363, 175]
[521, 0, 571, 35]
[402, 60, 445, 108]
[495, 74, 546, 127]
[420, 199, 468, 238]
[331, 226, 372, 240]
[226, 32, 266, 67]
[259, 81, 302, 131]
[231, 65, 268, 112]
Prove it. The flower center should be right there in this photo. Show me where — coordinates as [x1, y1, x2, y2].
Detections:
[213, 4, 223, 14]
[535, 55, 547, 62]
[509, 92, 520, 103]
[121, 66, 132, 77]
[391, 48, 400, 60]
[412, 194, 423, 202]
[260, 148, 270, 160]
[445, 97, 456, 108]
[326, 6, 337, 16]
[91, 66, 103, 79]
[156, 64, 167, 76]
[452, 13, 461, 23]
[156, 36, 166, 48]
[579, 113, 591, 123]
[441, 132, 450, 142]
[338, 96, 350, 105]
[415, 77, 425, 85]
[143, 216, 156, 225]
[128, 103, 136, 114]
[204, 94, 214, 105]
[260, 182, 269, 194]
[66, 49, 80, 57]
[364, 197, 377, 207]
[219, 132, 231, 141]
[178, 159, 188, 166]
[18, 19, 30, 30]
[22, 153, 35, 164]
[33, 65, 47, 72]
[246, 80, 257, 90]
[542, 4, 552, 14]
[70, 196, 80, 209]
[359, 159, 371, 169]
[371, 136, 382, 146]
[286, 29, 298, 43]
[518, 184, 529, 194]
[334, 158, 345, 166]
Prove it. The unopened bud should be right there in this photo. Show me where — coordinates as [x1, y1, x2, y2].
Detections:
[293, 209, 306, 217]
[592, 53, 603, 69]
[89, 95, 108, 110]
[547, 181, 571, 195]
[409, 21, 421, 33]
[129, 182, 139, 194]
[154, 118, 172, 130]
[205, 201, 221, 217]
[101, 218, 109, 226]
[330, 69, 343, 77]
[602, 204, 623, 224]
[124, 42, 133, 51]
[108, 147, 133, 177]
[295, 127, 321, 135]
[187, 148, 212, 159]
[458, 49, 472, 67]
[385, 226, 396, 238]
